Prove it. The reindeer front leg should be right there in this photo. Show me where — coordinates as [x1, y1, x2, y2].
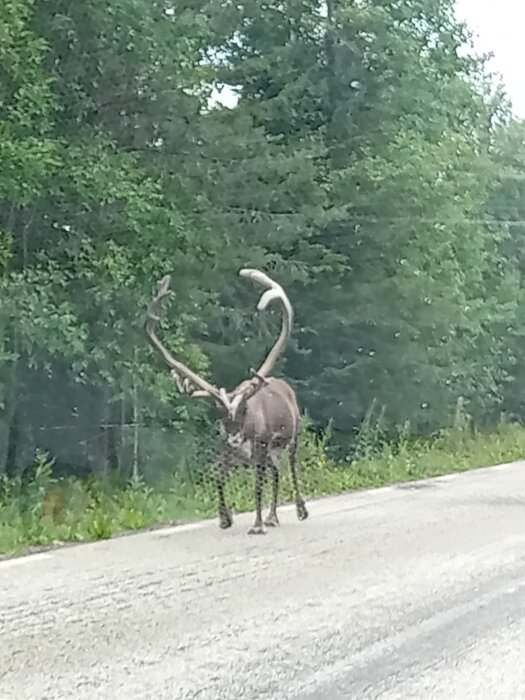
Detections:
[248, 448, 267, 535]
[215, 455, 233, 529]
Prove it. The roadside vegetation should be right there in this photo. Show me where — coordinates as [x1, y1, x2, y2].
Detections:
[2, 1, 525, 557]
[2, 405, 524, 557]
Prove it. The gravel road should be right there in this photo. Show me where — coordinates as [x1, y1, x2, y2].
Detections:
[2, 461, 525, 699]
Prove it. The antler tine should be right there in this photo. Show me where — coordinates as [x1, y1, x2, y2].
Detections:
[145, 275, 229, 406]
[170, 371, 204, 397]
[146, 274, 172, 322]
[239, 268, 294, 378]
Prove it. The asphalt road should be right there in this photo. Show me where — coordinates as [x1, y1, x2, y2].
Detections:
[2, 461, 525, 700]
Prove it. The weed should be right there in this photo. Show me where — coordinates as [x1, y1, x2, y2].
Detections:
[2, 414, 525, 557]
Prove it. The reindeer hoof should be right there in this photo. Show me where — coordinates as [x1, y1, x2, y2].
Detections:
[264, 513, 279, 527]
[248, 525, 266, 535]
[219, 508, 233, 529]
[296, 500, 309, 521]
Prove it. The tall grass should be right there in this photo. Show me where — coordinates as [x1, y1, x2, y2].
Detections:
[1, 407, 525, 557]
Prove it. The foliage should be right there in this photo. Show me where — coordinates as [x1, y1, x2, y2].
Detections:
[3, 415, 525, 557]
[204, 0, 520, 436]
[0, 0, 525, 486]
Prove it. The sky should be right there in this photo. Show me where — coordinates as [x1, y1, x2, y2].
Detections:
[455, 0, 525, 117]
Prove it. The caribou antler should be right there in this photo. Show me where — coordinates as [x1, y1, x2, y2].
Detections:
[239, 268, 294, 378]
[145, 275, 232, 409]
[145, 270, 294, 416]
[145, 268, 308, 535]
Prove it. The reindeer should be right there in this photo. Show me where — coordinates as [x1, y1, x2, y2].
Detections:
[145, 268, 309, 535]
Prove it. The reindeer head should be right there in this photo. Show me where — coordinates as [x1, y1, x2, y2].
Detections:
[144, 268, 294, 432]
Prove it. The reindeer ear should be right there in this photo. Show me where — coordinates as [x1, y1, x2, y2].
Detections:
[214, 398, 227, 413]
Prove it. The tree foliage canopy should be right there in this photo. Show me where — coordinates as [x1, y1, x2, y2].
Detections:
[1, 0, 524, 476]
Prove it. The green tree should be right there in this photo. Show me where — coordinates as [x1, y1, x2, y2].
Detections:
[0, 0, 522, 482]
[486, 118, 525, 420]
[203, 0, 516, 438]
[0, 0, 217, 476]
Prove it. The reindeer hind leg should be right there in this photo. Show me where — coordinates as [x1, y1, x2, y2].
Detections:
[289, 440, 308, 521]
[264, 449, 280, 527]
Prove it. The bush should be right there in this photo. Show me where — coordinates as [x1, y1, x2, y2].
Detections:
[2, 409, 525, 557]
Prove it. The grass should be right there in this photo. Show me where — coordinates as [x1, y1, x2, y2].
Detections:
[1, 414, 525, 557]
